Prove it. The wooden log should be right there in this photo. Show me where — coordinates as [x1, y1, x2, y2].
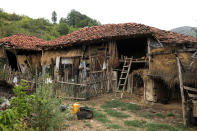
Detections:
[176, 56, 187, 126]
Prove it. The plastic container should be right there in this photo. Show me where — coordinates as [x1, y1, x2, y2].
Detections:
[73, 102, 80, 115]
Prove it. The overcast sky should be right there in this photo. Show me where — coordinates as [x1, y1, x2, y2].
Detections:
[1, 0, 197, 30]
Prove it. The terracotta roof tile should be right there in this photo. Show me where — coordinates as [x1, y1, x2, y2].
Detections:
[151, 27, 197, 44]
[0, 34, 47, 51]
[45, 23, 151, 48]
[44, 23, 197, 49]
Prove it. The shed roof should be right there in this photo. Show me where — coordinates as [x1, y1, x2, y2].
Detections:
[151, 27, 197, 44]
[45, 23, 152, 48]
[0, 34, 47, 51]
[44, 23, 197, 49]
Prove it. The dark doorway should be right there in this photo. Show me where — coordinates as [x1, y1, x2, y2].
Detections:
[117, 37, 147, 59]
[6, 50, 18, 71]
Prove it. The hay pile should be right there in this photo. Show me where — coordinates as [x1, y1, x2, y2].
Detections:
[150, 48, 197, 86]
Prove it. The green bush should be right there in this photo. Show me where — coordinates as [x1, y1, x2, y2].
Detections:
[0, 108, 27, 131]
[0, 80, 33, 131]
[0, 80, 67, 131]
[10, 80, 34, 118]
[29, 82, 66, 131]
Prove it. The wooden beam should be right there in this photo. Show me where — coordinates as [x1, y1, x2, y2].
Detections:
[150, 48, 197, 56]
[176, 56, 188, 126]
[147, 38, 151, 71]
[184, 86, 197, 92]
[188, 93, 197, 98]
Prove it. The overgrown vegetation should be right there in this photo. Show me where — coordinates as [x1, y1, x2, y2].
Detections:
[101, 99, 140, 112]
[124, 120, 190, 131]
[92, 108, 111, 124]
[103, 108, 130, 118]
[0, 80, 67, 131]
[29, 82, 65, 130]
[140, 112, 176, 119]
[0, 8, 100, 40]
[106, 123, 123, 129]
[124, 120, 146, 128]
[0, 80, 34, 130]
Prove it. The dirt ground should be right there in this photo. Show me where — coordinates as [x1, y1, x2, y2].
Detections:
[62, 89, 197, 131]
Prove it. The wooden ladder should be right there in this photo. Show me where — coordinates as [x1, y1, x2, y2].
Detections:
[116, 57, 133, 98]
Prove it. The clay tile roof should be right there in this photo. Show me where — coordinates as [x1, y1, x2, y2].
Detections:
[0, 34, 47, 51]
[45, 23, 152, 48]
[150, 27, 197, 44]
[44, 23, 197, 49]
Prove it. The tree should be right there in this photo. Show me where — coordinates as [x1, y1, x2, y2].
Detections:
[58, 21, 69, 35]
[66, 9, 100, 28]
[51, 11, 57, 24]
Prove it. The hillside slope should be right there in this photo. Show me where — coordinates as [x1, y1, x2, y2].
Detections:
[0, 9, 100, 40]
[171, 26, 197, 38]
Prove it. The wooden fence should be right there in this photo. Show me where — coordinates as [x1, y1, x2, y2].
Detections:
[0, 64, 112, 100]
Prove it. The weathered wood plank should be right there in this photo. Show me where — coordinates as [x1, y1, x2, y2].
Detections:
[184, 86, 197, 92]
[188, 93, 197, 98]
[176, 56, 187, 126]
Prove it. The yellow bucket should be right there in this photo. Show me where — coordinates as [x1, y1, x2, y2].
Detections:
[73, 102, 80, 115]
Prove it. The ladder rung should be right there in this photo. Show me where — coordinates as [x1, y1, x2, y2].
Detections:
[126, 58, 133, 59]
[121, 71, 128, 73]
[120, 78, 126, 80]
[123, 66, 129, 67]
[119, 84, 126, 86]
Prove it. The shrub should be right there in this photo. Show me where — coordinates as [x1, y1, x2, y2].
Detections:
[29, 82, 66, 131]
[0, 108, 27, 131]
[0, 80, 33, 131]
[10, 80, 34, 118]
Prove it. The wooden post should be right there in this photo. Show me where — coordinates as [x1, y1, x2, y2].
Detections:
[130, 73, 134, 95]
[176, 56, 187, 126]
[147, 38, 151, 70]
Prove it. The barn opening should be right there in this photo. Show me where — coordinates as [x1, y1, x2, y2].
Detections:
[6, 50, 18, 71]
[116, 37, 148, 90]
[117, 37, 147, 59]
